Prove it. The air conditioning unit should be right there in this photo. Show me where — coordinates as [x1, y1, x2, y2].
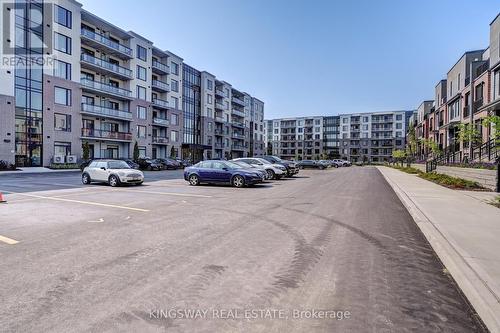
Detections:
[66, 155, 77, 163]
[53, 155, 65, 164]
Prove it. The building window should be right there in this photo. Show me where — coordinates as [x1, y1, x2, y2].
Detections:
[137, 45, 147, 61]
[137, 125, 146, 138]
[54, 142, 71, 156]
[54, 60, 71, 80]
[170, 130, 179, 142]
[207, 79, 213, 90]
[314, 119, 320, 125]
[54, 32, 71, 54]
[55, 5, 72, 28]
[207, 108, 213, 118]
[342, 118, 348, 123]
[137, 105, 146, 119]
[363, 116, 369, 122]
[171, 97, 179, 109]
[54, 87, 71, 106]
[136, 65, 146, 81]
[138, 147, 146, 157]
[396, 114, 402, 121]
[171, 113, 178, 125]
[208, 122, 213, 132]
[136, 86, 146, 100]
[207, 94, 212, 104]
[396, 123, 402, 129]
[170, 62, 179, 75]
[396, 131, 402, 137]
[54, 113, 71, 131]
[171, 79, 179, 92]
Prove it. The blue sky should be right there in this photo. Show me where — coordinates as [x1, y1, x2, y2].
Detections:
[79, 0, 499, 119]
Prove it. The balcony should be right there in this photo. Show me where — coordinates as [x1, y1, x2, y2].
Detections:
[214, 129, 225, 136]
[81, 103, 132, 121]
[473, 99, 484, 113]
[232, 144, 245, 150]
[215, 116, 226, 123]
[152, 60, 169, 75]
[214, 142, 224, 149]
[152, 98, 169, 110]
[80, 78, 133, 100]
[80, 28, 133, 59]
[232, 97, 245, 107]
[215, 102, 225, 110]
[80, 54, 132, 80]
[232, 132, 245, 139]
[152, 79, 170, 92]
[232, 108, 245, 117]
[81, 128, 132, 141]
[152, 136, 169, 144]
[231, 121, 245, 128]
[152, 117, 169, 126]
[215, 89, 225, 98]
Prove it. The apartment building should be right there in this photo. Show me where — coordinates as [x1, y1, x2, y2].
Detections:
[338, 111, 412, 163]
[409, 13, 500, 162]
[0, 0, 264, 167]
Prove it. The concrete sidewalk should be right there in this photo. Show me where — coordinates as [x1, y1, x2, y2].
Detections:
[378, 166, 500, 333]
[0, 167, 80, 175]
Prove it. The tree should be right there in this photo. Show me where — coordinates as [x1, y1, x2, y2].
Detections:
[407, 125, 417, 157]
[421, 139, 441, 158]
[170, 145, 176, 158]
[483, 115, 500, 145]
[457, 123, 482, 147]
[82, 142, 90, 161]
[133, 141, 140, 162]
[392, 149, 406, 167]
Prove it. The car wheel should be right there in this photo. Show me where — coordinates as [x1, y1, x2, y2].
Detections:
[267, 169, 275, 180]
[82, 173, 91, 185]
[319, 166, 325, 170]
[189, 174, 200, 186]
[108, 175, 120, 187]
[232, 175, 245, 188]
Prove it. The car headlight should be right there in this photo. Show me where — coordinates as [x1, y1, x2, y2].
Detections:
[118, 172, 125, 176]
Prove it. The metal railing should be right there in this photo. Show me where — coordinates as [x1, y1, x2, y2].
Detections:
[81, 78, 132, 98]
[152, 60, 169, 74]
[80, 54, 132, 78]
[471, 138, 499, 162]
[153, 117, 169, 126]
[81, 128, 132, 140]
[152, 98, 169, 109]
[152, 136, 169, 144]
[152, 79, 170, 91]
[81, 103, 132, 120]
[81, 28, 132, 57]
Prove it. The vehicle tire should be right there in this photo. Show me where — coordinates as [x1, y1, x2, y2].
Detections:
[232, 175, 245, 188]
[319, 166, 325, 170]
[188, 174, 200, 186]
[82, 173, 91, 185]
[267, 169, 275, 180]
[333, 164, 338, 168]
[108, 175, 120, 187]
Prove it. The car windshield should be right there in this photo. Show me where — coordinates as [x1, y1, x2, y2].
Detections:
[224, 161, 244, 169]
[256, 158, 272, 165]
[107, 161, 131, 169]
[272, 156, 284, 162]
[233, 161, 252, 169]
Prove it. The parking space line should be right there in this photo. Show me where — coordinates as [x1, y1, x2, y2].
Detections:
[114, 188, 212, 198]
[0, 190, 149, 212]
[0, 235, 19, 245]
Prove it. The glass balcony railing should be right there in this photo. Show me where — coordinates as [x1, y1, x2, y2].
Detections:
[81, 28, 132, 57]
[215, 89, 225, 97]
[81, 128, 132, 141]
[152, 98, 169, 109]
[232, 108, 245, 117]
[80, 54, 132, 78]
[152, 60, 170, 74]
[152, 79, 170, 91]
[152, 136, 169, 144]
[81, 78, 132, 98]
[232, 97, 245, 106]
[215, 102, 225, 110]
[81, 103, 132, 120]
[153, 117, 169, 126]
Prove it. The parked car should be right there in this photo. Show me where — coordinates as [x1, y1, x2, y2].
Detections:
[231, 160, 269, 180]
[332, 159, 352, 167]
[297, 160, 328, 169]
[233, 157, 285, 180]
[137, 158, 164, 171]
[320, 160, 337, 168]
[176, 158, 192, 168]
[119, 158, 140, 169]
[260, 155, 299, 177]
[155, 158, 178, 170]
[184, 160, 264, 188]
[82, 159, 144, 187]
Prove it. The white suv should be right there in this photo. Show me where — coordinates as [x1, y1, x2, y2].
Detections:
[82, 159, 144, 187]
[233, 158, 285, 180]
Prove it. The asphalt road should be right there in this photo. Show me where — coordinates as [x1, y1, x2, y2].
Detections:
[0, 167, 485, 332]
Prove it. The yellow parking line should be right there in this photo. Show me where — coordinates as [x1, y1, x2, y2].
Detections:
[0, 191, 149, 212]
[0, 235, 19, 245]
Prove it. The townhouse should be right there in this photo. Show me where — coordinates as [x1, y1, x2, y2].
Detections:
[0, 0, 264, 167]
[409, 13, 500, 163]
[264, 111, 411, 163]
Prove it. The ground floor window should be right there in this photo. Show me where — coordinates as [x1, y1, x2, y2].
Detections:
[54, 142, 71, 156]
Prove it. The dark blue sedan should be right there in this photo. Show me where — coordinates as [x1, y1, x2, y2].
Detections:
[184, 160, 264, 187]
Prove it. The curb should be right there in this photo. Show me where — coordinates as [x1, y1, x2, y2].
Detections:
[377, 166, 499, 333]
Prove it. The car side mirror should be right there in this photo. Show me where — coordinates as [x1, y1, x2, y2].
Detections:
[222, 167, 228, 171]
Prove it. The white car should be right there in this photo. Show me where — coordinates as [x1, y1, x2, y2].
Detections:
[233, 157, 286, 180]
[82, 159, 144, 187]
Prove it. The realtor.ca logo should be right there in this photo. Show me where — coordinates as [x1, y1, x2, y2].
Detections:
[1, 0, 54, 70]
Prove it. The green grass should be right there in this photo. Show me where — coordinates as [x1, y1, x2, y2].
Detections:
[490, 196, 500, 208]
[386, 164, 489, 191]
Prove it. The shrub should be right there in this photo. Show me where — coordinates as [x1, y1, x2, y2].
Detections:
[440, 162, 497, 170]
[419, 172, 486, 190]
[49, 163, 80, 170]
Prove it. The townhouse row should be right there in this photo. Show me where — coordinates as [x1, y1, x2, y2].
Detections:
[265, 110, 413, 163]
[0, 0, 265, 167]
[409, 13, 500, 162]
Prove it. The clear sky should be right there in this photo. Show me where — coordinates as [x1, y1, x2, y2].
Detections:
[79, 0, 499, 119]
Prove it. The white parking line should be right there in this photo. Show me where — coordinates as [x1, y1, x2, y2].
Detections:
[0, 190, 149, 212]
[0, 235, 19, 245]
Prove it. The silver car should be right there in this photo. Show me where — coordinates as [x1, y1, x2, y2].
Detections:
[233, 157, 285, 180]
[82, 159, 144, 187]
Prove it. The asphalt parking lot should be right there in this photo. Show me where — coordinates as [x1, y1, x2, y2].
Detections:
[0, 167, 485, 332]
